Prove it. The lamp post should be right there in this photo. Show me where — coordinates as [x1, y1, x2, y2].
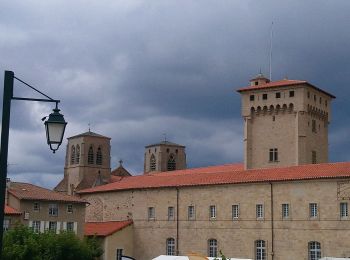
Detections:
[0, 70, 67, 256]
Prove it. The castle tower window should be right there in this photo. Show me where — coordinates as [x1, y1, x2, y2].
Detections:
[312, 151, 317, 164]
[269, 148, 278, 162]
[167, 154, 176, 171]
[76, 145, 80, 164]
[262, 94, 267, 100]
[312, 120, 317, 133]
[70, 146, 75, 165]
[96, 147, 102, 165]
[88, 146, 94, 164]
[289, 91, 295, 97]
[250, 95, 255, 101]
[166, 238, 175, 256]
[276, 92, 281, 98]
[150, 154, 156, 171]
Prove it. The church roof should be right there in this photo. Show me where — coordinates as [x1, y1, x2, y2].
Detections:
[68, 131, 111, 140]
[9, 182, 86, 203]
[78, 162, 350, 194]
[145, 140, 185, 148]
[111, 165, 132, 177]
[237, 79, 336, 98]
[84, 220, 133, 237]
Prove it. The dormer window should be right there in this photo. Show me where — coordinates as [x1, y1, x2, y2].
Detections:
[88, 146, 94, 164]
[96, 147, 102, 165]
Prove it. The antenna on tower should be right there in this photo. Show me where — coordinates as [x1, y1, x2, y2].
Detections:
[269, 21, 274, 81]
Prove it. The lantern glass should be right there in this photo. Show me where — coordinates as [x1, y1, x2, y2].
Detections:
[44, 107, 67, 153]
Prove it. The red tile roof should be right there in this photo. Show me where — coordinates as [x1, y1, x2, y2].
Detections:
[5, 205, 21, 215]
[9, 182, 86, 203]
[237, 79, 336, 98]
[84, 220, 133, 236]
[78, 162, 350, 194]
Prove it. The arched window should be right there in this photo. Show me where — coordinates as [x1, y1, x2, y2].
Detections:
[166, 238, 175, 256]
[255, 240, 266, 260]
[70, 146, 75, 165]
[88, 146, 94, 164]
[308, 241, 321, 260]
[76, 145, 80, 164]
[208, 239, 218, 257]
[96, 147, 102, 165]
[167, 154, 176, 171]
[150, 154, 156, 171]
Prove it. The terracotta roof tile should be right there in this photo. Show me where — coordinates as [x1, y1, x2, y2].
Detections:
[9, 182, 86, 203]
[78, 162, 350, 194]
[5, 205, 21, 215]
[237, 79, 335, 98]
[84, 220, 133, 236]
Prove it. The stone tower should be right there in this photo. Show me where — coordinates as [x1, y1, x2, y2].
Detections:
[144, 141, 186, 174]
[237, 73, 335, 170]
[55, 131, 111, 195]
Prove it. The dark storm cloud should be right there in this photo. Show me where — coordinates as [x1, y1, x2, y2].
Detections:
[1, 0, 350, 187]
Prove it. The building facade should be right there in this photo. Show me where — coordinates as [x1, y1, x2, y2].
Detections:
[64, 75, 349, 260]
[6, 180, 86, 237]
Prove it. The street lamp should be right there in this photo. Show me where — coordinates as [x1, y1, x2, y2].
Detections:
[0, 70, 67, 256]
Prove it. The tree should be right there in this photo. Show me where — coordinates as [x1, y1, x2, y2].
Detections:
[2, 225, 103, 260]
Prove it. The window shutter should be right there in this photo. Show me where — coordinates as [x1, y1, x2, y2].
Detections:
[45, 221, 49, 231]
[62, 222, 67, 230]
[28, 220, 33, 228]
[40, 221, 45, 233]
[73, 222, 78, 234]
[56, 222, 61, 234]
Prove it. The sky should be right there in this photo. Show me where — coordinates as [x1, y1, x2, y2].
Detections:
[1, 0, 350, 189]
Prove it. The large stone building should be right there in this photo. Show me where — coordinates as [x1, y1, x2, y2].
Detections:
[60, 75, 350, 260]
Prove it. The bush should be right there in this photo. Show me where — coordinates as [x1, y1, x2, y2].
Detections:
[2, 225, 103, 260]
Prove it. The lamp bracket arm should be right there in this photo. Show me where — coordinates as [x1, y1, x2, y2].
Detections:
[13, 76, 57, 102]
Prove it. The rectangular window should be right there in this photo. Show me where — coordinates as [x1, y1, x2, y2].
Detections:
[250, 95, 255, 101]
[256, 204, 264, 219]
[289, 91, 295, 97]
[67, 204, 73, 213]
[33, 202, 40, 212]
[188, 206, 195, 220]
[312, 120, 317, 133]
[67, 222, 74, 231]
[32, 221, 41, 233]
[3, 219, 10, 232]
[148, 207, 155, 220]
[168, 206, 175, 221]
[325, 100, 328, 107]
[275, 92, 281, 98]
[309, 203, 318, 218]
[312, 151, 317, 164]
[314, 94, 316, 101]
[232, 204, 239, 219]
[262, 94, 268, 100]
[340, 202, 348, 218]
[269, 148, 278, 162]
[307, 91, 310, 98]
[319, 97, 322, 104]
[49, 221, 57, 232]
[116, 249, 123, 260]
[49, 204, 58, 216]
[209, 205, 216, 219]
[282, 203, 289, 219]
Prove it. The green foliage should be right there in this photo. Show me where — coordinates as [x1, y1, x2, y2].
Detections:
[2, 225, 103, 260]
[214, 250, 230, 260]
